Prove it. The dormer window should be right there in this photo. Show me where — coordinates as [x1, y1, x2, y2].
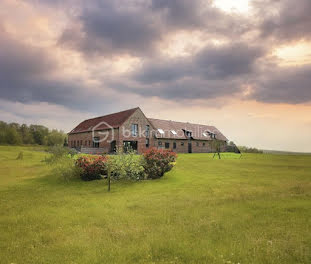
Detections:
[185, 131, 192, 137]
[203, 132, 208, 137]
[171, 130, 177, 135]
[158, 128, 164, 134]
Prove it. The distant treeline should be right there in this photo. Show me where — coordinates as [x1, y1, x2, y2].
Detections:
[238, 146, 263, 153]
[0, 121, 67, 146]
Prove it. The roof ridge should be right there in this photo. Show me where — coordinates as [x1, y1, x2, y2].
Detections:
[83, 107, 139, 122]
[148, 117, 213, 127]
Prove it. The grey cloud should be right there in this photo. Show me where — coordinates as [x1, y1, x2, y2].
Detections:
[196, 43, 265, 79]
[59, 0, 163, 56]
[151, 0, 207, 29]
[0, 27, 114, 111]
[250, 65, 311, 104]
[110, 76, 244, 101]
[58, 0, 250, 57]
[257, 0, 311, 42]
[3, 0, 311, 107]
[133, 43, 265, 84]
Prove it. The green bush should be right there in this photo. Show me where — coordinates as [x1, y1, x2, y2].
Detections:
[54, 157, 81, 182]
[44, 146, 77, 163]
[109, 148, 145, 180]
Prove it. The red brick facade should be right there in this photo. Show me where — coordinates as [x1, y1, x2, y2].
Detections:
[68, 107, 228, 154]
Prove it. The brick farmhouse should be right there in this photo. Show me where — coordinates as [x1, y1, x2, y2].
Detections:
[68, 107, 228, 154]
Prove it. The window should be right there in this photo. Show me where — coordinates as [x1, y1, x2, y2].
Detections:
[158, 141, 162, 146]
[171, 130, 177, 135]
[181, 142, 184, 146]
[89, 140, 91, 146]
[93, 137, 100, 148]
[85, 140, 87, 146]
[203, 142, 206, 146]
[80, 140, 82, 146]
[73, 140, 76, 147]
[196, 142, 199, 147]
[158, 128, 164, 135]
[145, 125, 150, 137]
[173, 142, 177, 149]
[146, 138, 150, 148]
[165, 142, 170, 149]
[123, 141, 138, 152]
[77, 140, 79, 146]
[131, 124, 138, 137]
[203, 132, 208, 137]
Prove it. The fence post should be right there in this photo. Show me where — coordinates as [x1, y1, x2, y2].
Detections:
[107, 165, 111, 192]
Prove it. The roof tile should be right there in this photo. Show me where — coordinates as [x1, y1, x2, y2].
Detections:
[69, 107, 138, 134]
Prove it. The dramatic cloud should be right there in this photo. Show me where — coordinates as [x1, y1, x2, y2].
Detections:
[58, 0, 250, 57]
[257, 0, 311, 42]
[134, 43, 264, 84]
[1, 0, 310, 107]
[0, 26, 115, 111]
[59, 1, 162, 56]
[251, 65, 311, 104]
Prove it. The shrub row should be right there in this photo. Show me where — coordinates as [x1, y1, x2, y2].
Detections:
[75, 147, 177, 181]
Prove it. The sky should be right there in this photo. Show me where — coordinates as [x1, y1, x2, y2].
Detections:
[0, 0, 311, 152]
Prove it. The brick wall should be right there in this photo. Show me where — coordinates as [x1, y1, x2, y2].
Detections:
[68, 128, 119, 154]
[119, 108, 155, 154]
[154, 139, 227, 153]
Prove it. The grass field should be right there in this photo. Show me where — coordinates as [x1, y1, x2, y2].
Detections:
[0, 146, 310, 264]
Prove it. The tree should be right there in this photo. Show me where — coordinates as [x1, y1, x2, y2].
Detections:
[0, 120, 66, 146]
[0, 121, 7, 144]
[20, 124, 34, 144]
[226, 141, 241, 153]
[30, 125, 49, 145]
[211, 138, 223, 159]
[5, 127, 22, 145]
[47, 129, 65, 146]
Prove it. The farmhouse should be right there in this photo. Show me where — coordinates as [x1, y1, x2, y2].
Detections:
[68, 107, 228, 154]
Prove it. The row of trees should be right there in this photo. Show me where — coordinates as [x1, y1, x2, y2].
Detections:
[238, 145, 263, 153]
[0, 121, 67, 146]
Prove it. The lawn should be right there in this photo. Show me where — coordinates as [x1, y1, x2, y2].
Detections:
[0, 146, 310, 264]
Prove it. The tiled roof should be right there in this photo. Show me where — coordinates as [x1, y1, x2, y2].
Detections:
[148, 118, 228, 141]
[69, 107, 138, 134]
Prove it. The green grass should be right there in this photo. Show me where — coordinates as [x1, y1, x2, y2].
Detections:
[0, 146, 310, 264]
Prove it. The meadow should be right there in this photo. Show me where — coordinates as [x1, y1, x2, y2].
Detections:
[0, 146, 310, 264]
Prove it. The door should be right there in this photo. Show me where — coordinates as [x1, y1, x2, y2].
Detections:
[110, 140, 116, 153]
[188, 142, 192, 153]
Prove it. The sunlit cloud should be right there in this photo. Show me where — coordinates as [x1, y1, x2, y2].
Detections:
[213, 0, 251, 13]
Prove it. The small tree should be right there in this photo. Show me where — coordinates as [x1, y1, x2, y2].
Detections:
[211, 138, 223, 159]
